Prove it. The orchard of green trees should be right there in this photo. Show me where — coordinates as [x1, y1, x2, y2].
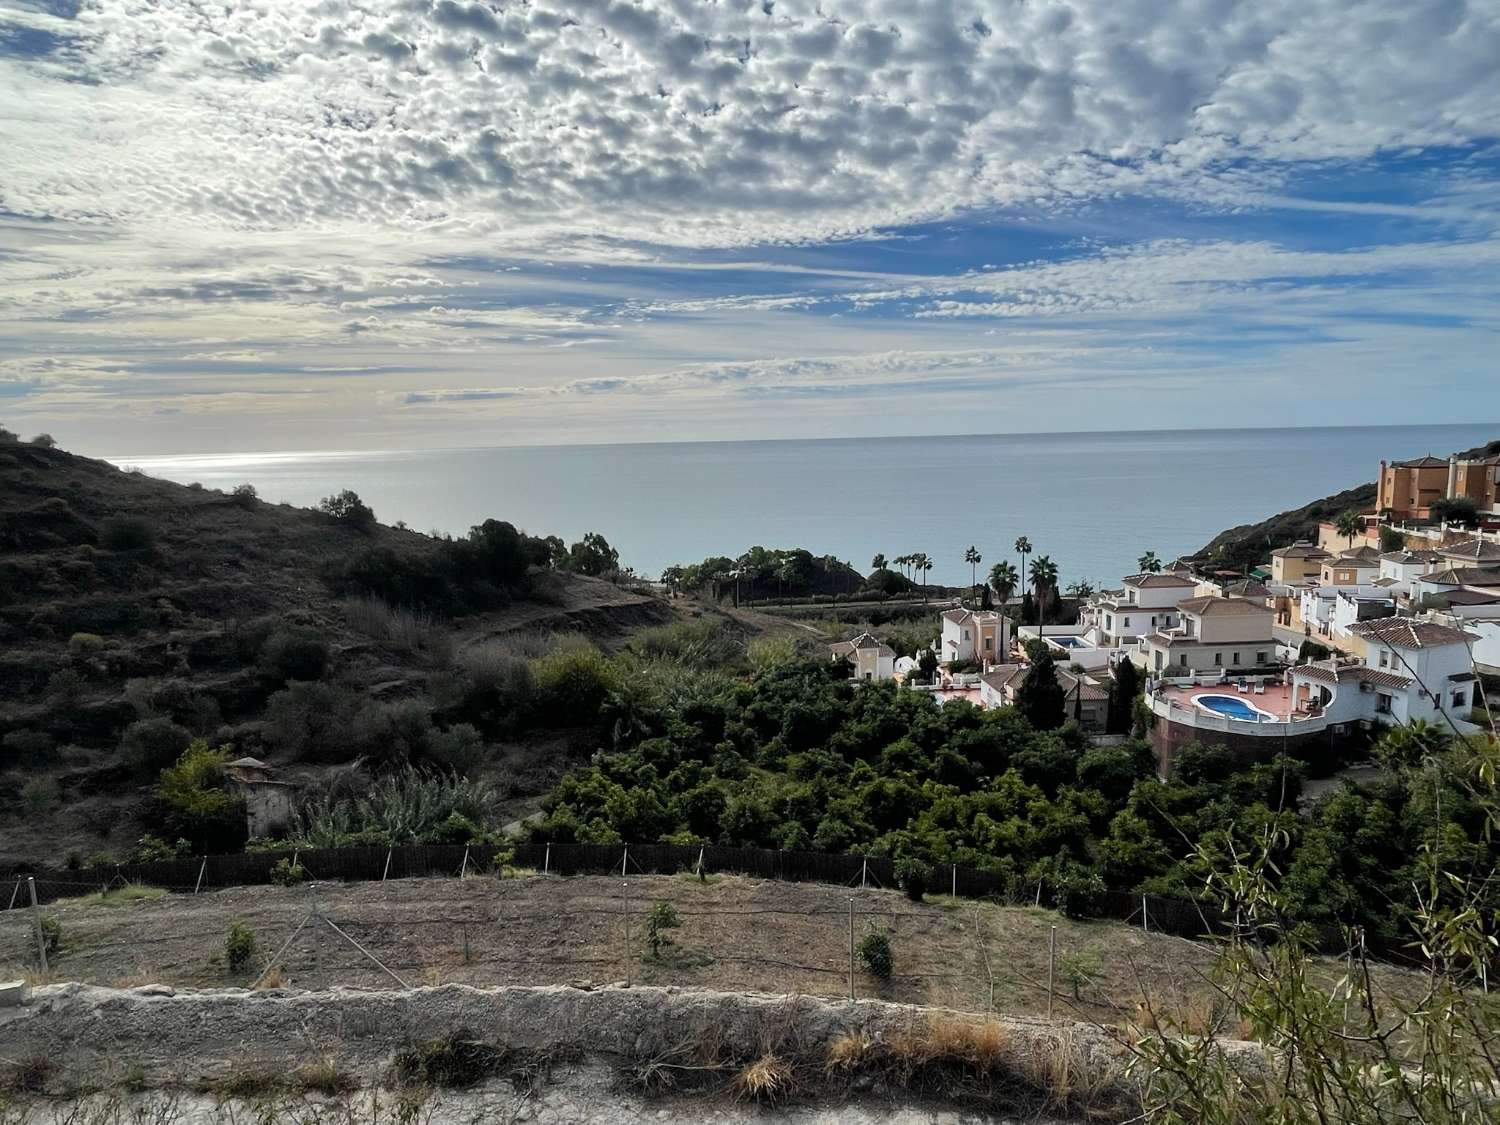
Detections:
[537, 659, 1498, 945]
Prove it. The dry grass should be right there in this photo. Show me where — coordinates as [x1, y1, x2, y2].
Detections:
[1016, 1026, 1118, 1116]
[823, 1032, 874, 1072]
[887, 1013, 1010, 1072]
[252, 966, 286, 990]
[291, 1059, 359, 1095]
[729, 1055, 793, 1104]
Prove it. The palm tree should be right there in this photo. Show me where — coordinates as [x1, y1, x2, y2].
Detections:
[1137, 550, 1161, 574]
[1014, 536, 1033, 615]
[964, 545, 982, 601]
[1031, 555, 1058, 639]
[921, 554, 934, 600]
[871, 553, 886, 572]
[988, 561, 1018, 607]
[1335, 510, 1363, 549]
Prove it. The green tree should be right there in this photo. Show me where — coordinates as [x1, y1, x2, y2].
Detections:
[564, 532, 619, 577]
[871, 552, 886, 571]
[121, 716, 192, 777]
[1430, 496, 1480, 528]
[319, 489, 376, 530]
[1030, 555, 1058, 637]
[1334, 508, 1364, 548]
[1015, 648, 1066, 731]
[988, 560, 1018, 607]
[963, 545, 982, 600]
[158, 742, 246, 851]
[1107, 657, 1141, 734]
[1014, 536, 1032, 614]
[1137, 550, 1161, 573]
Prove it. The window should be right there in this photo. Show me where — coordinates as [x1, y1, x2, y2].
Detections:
[1376, 693, 1393, 715]
[1123, 617, 1131, 628]
[1453, 691, 1467, 708]
[1214, 652, 1223, 666]
[983, 637, 992, 652]
[1378, 649, 1390, 668]
[1256, 652, 1267, 664]
[1180, 654, 1188, 667]
[1233, 651, 1241, 666]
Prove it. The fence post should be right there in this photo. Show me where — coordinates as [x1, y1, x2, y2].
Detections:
[860, 857, 868, 889]
[382, 849, 392, 882]
[622, 880, 631, 986]
[7, 879, 19, 911]
[1047, 925, 1057, 1019]
[460, 846, 470, 879]
[194, 857, 207, 895]
[543, 843, 551, 876]
[951, 864, 957, 899]
[27, 877, 48, 974]
[621, 845, 629, 878]
[696, 846, 705, 879]
[848, 898, 855, 1000]
[1141, 894, 1148, 934]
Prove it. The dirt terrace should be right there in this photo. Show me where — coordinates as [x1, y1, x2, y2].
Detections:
[0, 872, 1232, 1024]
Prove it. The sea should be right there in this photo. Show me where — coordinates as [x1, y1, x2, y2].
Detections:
[117, 425, 1499, 590]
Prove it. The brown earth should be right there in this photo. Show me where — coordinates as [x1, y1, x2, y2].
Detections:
[0, 871, 1417, 1031]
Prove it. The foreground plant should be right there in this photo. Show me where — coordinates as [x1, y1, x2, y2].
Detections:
[1133, 728, 1500, 1123]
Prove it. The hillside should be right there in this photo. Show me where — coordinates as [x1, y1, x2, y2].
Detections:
[0, 440, 797, 868]
[1193, 435, 1500, 571]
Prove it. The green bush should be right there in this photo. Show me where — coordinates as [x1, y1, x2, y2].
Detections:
[99, 515, 154, 551]
[856, 931, 893, 980]
[427, 723, 485, 774]
[230, 483, 258, 509]
[130, 834, 192, 863]
[531, 641, 619, 724]
[20, 777, 61, 814]
[645, 900, 680, 958]
[121, 716, 192, 776]
[67, 632, 106, 656]
[270, 858, 308, 886]
[894, 855, 928, 902]
[46, 669, 84, 703]
[226, 921, 257, 972]
[258, 628, 330, 683]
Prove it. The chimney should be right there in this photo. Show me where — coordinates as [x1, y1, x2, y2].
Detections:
[1448, 455, 1459, 499]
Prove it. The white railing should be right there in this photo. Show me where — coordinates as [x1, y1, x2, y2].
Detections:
[1149, 691, 1326, 737]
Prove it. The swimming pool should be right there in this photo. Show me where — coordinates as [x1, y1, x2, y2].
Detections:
[1195, 694, 1278, 723]
[1048, 637, 1084, 648]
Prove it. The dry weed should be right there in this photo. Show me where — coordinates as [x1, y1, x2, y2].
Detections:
[253, 966, 286, 990]
[824, 1032, 874, 1073]
[730, 1055, 792, 1104]
[888, 1013, 1010, 1073]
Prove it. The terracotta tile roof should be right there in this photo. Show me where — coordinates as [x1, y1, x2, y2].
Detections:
[1337, 546, 1382, 565]
[1392, 455, 1450, 468]
[979, 664, 1026, 692]
[830, 632, 895, 658]
[1380, 549, 1443, 564]
[1291, 663, 1413, 690]
[942, 608, 1001, 624]
[1177, 596, 1274, 616]
[1222, 579, 1269, 598]
[1439, 539, 1500, 563]
[980, 664, 1107, 701]
[1273, 542, 1332, 559]
[1347, 617, 1476, 649]
[1123, 572, 1197, 588]
[1422, 566, 1500, 587]
[1437, 589, 1500, 606]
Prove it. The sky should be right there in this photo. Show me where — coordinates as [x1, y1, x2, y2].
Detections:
[1, 0, 1498, 456]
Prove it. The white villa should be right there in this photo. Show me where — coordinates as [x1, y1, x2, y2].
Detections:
[1137, 595, 1277, 675]
[1080, 572, 1196, 654]
[1146, 612, 1482, 773]
[829, 633, 897, 681]
[940, 608, 1009, 668]
[1290, 617, 1480, 727]
[978, 663, 1111, 732]
[1378, 549, 1445, 602]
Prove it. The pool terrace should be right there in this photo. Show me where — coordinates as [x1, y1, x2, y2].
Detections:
[1150, 678, 1325, 731]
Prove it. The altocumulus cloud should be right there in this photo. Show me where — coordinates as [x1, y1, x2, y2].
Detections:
[1, 0, 1498, 448]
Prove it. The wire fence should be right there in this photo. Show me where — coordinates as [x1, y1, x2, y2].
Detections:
[0, 866, 1226, 1021]
[0, 840, 1216, 941]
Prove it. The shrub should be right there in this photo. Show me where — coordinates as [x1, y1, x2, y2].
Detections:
[645, 900, 680, 958]
[894, 855, 928, 902]
[343, 595, 450, 661]
[270, 857, 308, 886]
[428, 723, 485, 774]
[130, 834, 191, 863]
[230, 483, 258, 509]
[319, 489, 375, 530]
[259, 627, 330, 683]
[20, 776, 61, 813]
[121, 716, 192, 776]
[0, 423, 15, 442]
[857, 931, 893, 980]
[389, 1033, 505, 1088]
[29, 433, 56, 448]
[158, 743, 246, 851]
[530, 640, 619, 725]
[100, 515, 154, 551]
[1058, 946, 1102, 1000]
[67, 632, 105, 656]
[226, 921, 257, 972]
[49, 671, 86, 706]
